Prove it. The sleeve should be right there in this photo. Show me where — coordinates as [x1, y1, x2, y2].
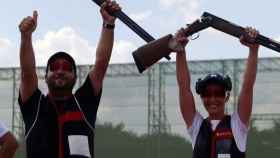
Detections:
[0, 122, 8, 138]
[187, 112, 203, 149]
[231, 111, 249, 152]
[18, 89, 43, 131]
[75, 75, 102, 123]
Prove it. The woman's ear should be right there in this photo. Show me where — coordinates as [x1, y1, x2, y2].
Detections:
[225, 92, 230, 102]
[45, 71, 49, 84]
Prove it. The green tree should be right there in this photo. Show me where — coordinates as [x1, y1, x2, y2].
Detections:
[247, 120, 280, 157]
[95, 122, 192, 158]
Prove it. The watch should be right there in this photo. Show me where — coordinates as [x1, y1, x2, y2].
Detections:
[103, 22, 115, 29]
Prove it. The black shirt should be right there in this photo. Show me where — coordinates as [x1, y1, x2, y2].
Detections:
[18, 76, 101, 158]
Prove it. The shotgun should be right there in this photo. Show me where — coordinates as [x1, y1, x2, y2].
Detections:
[132, 19, 210, 73]
[132, 12, 280, 73]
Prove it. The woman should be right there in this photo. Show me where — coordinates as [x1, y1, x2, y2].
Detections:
[174, 27, 259, 158]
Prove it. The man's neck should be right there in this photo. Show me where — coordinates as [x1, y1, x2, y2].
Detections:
[48, 90, 72, 102]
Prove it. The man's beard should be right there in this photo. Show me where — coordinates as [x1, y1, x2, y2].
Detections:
[47, 77, 75, 92]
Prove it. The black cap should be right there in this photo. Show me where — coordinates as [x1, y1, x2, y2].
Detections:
[195, 73, 232, 95]
[46, 52, 77, 77]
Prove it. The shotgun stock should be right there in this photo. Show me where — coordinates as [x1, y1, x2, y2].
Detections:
[132, 19, 210, 73]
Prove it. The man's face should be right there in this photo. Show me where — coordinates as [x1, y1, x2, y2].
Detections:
[46, 58, 76, 91]
[200, 83, 228, 118]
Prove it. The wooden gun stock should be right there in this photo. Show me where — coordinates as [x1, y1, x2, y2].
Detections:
[132, 19, 209, 73]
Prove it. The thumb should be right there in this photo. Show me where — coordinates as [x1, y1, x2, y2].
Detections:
[33, 10, 38, 24]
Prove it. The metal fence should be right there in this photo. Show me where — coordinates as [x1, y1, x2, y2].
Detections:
[0, 57, 280, 157]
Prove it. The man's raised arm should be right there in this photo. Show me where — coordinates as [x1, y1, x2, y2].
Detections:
[19, 11, 38, 103]
[89, 0, 121, 95]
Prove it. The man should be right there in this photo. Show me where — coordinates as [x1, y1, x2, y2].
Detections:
[0, 121, 18, 158]
[18, 1, 120, 158]
[174, 27, 259, 158]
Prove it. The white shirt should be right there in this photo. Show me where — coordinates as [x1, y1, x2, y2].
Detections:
[0, 122, 8, 138]
[188, 111, 249, 152]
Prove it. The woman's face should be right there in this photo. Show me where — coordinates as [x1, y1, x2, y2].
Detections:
[200, 83, 229, 119]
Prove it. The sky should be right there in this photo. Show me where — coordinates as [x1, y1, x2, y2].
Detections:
[1, 0, 280, 68]
[1, 0, 280, 137]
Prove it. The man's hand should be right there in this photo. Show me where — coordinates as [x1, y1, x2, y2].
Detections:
[19, 10, 39, 103]
[100, 0, 121, 25]
[0, 132, 18, 158]
[240, 27, 260, 51]
[19, 10, 38, 37]
[169, 28, 189, 52]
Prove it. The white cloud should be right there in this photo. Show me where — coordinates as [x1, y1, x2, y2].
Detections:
[0, 27, 139, 68]
[0, 38, 18, 67]
[0, 38, 12, 48]
[159, 0, 175, 7]
[129, 10, 153, 23]
[34, 27, 96, 66]
[159, 0, 199, 9]
[159, 0, 200, 21]
[33, 26, 136, 66]
[111, 40, 137, 63]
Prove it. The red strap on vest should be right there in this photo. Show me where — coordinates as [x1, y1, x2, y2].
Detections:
[58, 112, 84, 158]
[211, 129, 233, 158]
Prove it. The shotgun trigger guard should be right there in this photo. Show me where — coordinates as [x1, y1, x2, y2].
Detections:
[185, 23, 200, 40]
[191, 33, 200, 40]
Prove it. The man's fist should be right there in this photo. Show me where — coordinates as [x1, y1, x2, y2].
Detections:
[100, 0, 121, 24]
[19, 11, 38, 36]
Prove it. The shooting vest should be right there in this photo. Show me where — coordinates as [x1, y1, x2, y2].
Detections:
[193, 116, 245, 158]
[56, 96, 95, 158]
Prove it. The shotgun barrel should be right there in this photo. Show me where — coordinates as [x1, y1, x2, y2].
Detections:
[202, 12, 280, 53]
[91, 0, 171, 60]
